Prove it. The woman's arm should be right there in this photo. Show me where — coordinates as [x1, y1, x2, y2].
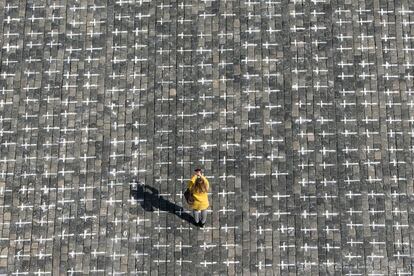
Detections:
[187, 175, 197, 188]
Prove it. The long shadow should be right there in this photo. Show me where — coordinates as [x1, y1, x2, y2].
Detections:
[131, 183, 196, 225]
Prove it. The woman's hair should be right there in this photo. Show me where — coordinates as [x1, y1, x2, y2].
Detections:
[192, 176, 208, 193]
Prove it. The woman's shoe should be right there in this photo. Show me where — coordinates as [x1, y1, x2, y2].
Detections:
[199, 222, 205, 228]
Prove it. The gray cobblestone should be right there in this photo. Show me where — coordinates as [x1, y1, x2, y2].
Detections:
[0, 0, 414, 274]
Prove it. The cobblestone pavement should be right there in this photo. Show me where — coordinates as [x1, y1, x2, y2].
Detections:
[1, 0, 414, 274]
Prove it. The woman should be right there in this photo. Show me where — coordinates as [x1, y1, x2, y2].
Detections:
[187, 169, 210, 227]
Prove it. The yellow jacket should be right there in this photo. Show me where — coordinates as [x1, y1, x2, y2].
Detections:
[187, 175, 209, 210]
